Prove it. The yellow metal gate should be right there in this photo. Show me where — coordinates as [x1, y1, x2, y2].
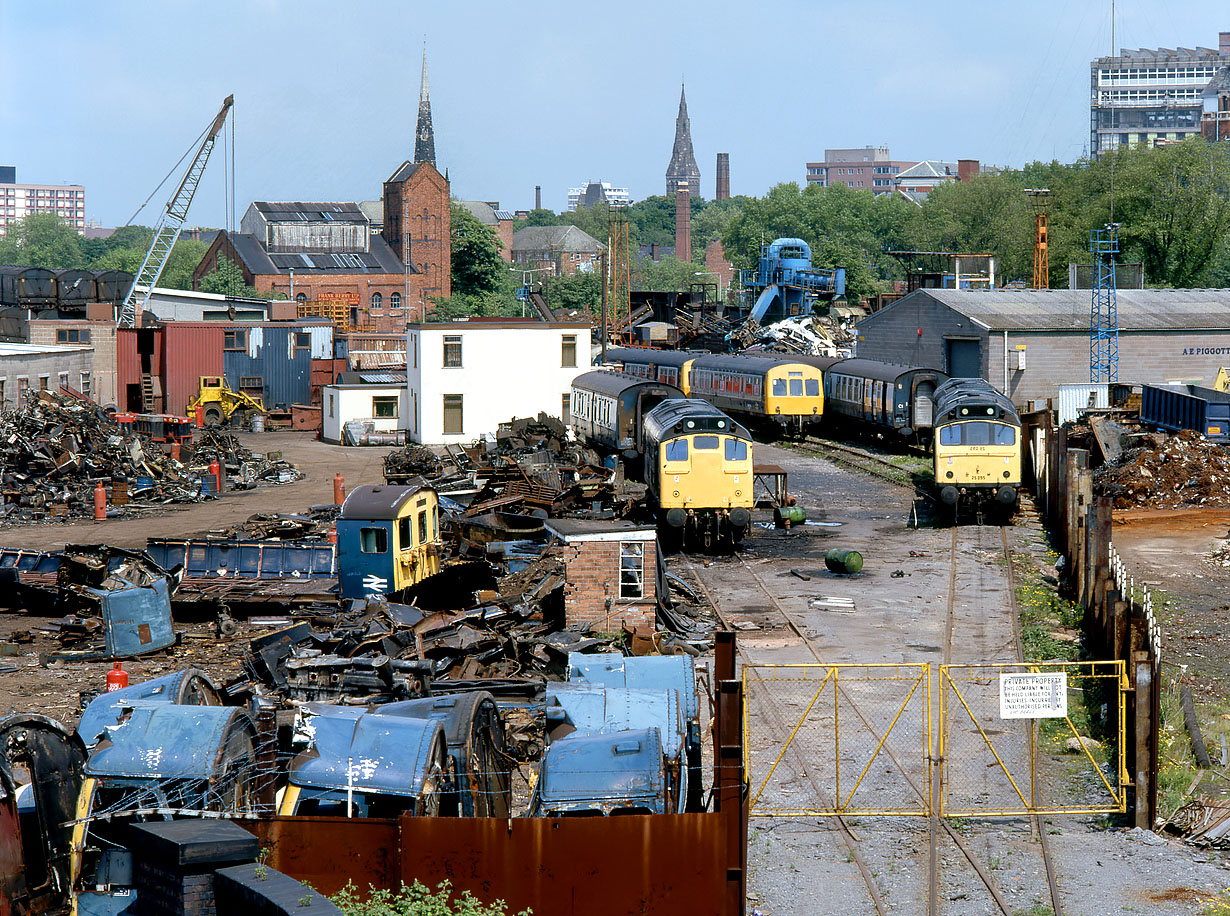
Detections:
[742, 664, 931, 816]
[939, 661, 1128, 817]
[743, 661, 1127, 818]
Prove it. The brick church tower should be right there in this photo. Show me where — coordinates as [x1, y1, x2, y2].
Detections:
[665, 84, 701, 198]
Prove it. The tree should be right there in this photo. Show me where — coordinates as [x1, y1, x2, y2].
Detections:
[542, 271, 601, 317]
[161, 239, 208, 290]
[632, 254, 700, 292]
[450, 203, 506, 298]
[198, 255, 260, 297]
[0, 213, 83, 268]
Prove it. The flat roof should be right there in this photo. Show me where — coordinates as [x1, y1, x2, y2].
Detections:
[0, 342, 91, 356]
[546, 519, 657, 542]
[411, 318, 590, 330]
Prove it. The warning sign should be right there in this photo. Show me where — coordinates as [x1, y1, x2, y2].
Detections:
[999, 672, 1067, 719]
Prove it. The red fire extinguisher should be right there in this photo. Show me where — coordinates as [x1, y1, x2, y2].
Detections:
[209, 458, 222, 493]
[106, 662, 128, 692]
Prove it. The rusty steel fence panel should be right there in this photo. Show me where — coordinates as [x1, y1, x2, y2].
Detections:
[940, 660, 1128, 817]
[742, 664, 931, 817]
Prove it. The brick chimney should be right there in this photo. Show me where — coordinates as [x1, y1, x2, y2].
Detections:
[674, 184, 691, 264]
[957, 160, 980, 182]
[715, 153, 730, 201]
[535, 185, 541, 210]
[1220, 31, 1230, 56]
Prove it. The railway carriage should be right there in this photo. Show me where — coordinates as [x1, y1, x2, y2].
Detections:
[602, 347, 697, 395]
[569, 370, 683, 458]
[641, 398, 754, 550]
[689, 353, 824, 434]
[0, 267, 57, 309]
[799, 357, 947, 443]
[54, 269, 98, 312]
[932, 377, 1021, 519]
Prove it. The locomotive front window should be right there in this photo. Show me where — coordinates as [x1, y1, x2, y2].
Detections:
[939, 422, 1017, 446]
[772, 379, 787, 396]
[665, 440, 688, 461]
[725, 438, 748, 460]
[360, 527, 388, 553]
[805, 378, 819, 397]
[693, 436, 719, 450]
[788, 374, 803, 397]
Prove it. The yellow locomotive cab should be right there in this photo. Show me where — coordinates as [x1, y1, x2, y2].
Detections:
[931, 378, 1022, 519]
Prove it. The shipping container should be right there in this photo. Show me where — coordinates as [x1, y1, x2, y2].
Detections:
[1141, 383, 1230, 443]
[118, 325, 225, 414]
[220, 321, 332, 412]
[1057, 384, 1108, 426]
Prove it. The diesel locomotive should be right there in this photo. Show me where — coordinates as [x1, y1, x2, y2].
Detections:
[931, 377, 1022, 519]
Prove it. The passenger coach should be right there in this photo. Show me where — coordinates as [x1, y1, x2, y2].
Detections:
[932, 378, 1021, 519]
[797, 357, 946, 442]
[689, 354, 823, 434]
[602, 348, 696, 395]
[569, 369, 683, 458]
[641, 398, 754, 550]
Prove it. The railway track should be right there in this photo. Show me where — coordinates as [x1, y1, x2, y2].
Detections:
[684, 521, 1065, 915]
[794, 436, 938, 507]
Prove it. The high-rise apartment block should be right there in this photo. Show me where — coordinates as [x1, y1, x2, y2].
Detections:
[566, 181, 632, 211]
[1090, 31, 1230, 156]
[804, 148, 916, 196]
[0, 168, 86, 237]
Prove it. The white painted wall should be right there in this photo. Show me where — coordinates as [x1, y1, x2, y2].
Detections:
[406, 320, 591, 444]
[322, 384, 407, 444]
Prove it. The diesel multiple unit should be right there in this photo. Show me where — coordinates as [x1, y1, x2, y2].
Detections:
[569, 370, 683, 458]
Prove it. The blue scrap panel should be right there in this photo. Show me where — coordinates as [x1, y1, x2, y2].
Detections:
[100, 578, 175, 658]
[146, 538, 336, 578]
[1141, 384, 1230, 443]
[222, 324, 329, 411]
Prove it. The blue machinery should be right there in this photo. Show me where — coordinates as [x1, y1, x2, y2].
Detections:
[1089, 226, 1120, 383]
[738, 238, 845, 327]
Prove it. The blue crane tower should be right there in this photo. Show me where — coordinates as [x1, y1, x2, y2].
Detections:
[1089, 225, 1120, 383]
[738, 238, 845, 326]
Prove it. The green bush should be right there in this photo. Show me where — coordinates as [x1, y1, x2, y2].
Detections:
[331, 880, 530, 916]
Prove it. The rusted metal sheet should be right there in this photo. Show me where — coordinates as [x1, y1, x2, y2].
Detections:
[251, 813, 731, 915]
[163, 324, 226, 415]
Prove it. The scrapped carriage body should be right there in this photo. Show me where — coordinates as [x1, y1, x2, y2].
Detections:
[932, 377, 1022, 519]
[569, 369, 682, 458]
[337, 482, 442, 599]
[688, 353, 823, 435]
[641, 398, 753, 550]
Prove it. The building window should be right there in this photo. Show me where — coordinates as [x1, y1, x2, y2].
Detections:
[371, 292, 382, 311]
[239, 376, 263, 398]
[56, 328, 90, 343]
[619, 542, 644, 599]
[443, 394, 463, 434]
[294, 332, 311, 353]
[57, 372, 68, 391]
[360, 527, 388, 554]
[38, 375, 49, 391]
[16, 377, 27, 404]
[328, 393, 335, 418]
[224, 329, 247, 350]
[390, 292, 402, 310]
[561, 334, 577, 368]
[0, 379, 5, 406]
[295, 292, 307, 304]
[561, 393, 570, 424]
[372, 396, 398, 418]
[443, 335, 462, 368]
[79, 371, 90, 398]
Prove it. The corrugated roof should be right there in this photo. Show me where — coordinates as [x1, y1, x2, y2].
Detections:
[253, 201, 367, 223]
[493, 210, 513, 221]
[226, 230, 409, 275]
[875, 288, 1230, 331]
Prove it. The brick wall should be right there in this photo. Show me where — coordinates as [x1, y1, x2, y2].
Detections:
[495, 218, 513, 261]
[558, 539, 657, 633]
[252, 274, 426, 332]
[383, 163, 451, 301]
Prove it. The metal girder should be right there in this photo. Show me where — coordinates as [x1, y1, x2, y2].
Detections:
[119, 95, 234, 329]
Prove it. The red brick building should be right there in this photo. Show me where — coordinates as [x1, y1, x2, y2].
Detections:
[545, 520, 658, 633]
[511, 226, 604, 277]
[192, 202, 425, 332]
[383, 160, 451, 301]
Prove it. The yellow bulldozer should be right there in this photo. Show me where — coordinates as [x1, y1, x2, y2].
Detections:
[186, 376, 266, 427]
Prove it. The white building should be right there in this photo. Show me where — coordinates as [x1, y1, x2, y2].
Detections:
[406, 318, 591, 444]
[1090, 34, 1230, 156]
[0, 168, 85, 237]
[322, 380, 408, 445]
[566, 181, 632, 211]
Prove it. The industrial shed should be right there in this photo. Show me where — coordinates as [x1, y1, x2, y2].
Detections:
[855, 288, 1230, 406]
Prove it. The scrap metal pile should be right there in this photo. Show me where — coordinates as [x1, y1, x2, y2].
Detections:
[0, 392, 302, 523]
[1094, 429, 1230, 509]
[386, 414, 632, 521]
[0, 391, 205, 521]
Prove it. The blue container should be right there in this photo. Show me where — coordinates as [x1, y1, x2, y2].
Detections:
[1141, 384, 1230, 443]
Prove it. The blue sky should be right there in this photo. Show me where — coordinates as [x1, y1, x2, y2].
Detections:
[0, 0, 1223, 228]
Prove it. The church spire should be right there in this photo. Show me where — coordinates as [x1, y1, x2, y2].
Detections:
[414, 44, 436, 167]
[665, 83, 700, 198]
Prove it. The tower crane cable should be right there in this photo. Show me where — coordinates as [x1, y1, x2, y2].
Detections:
[121, 121, 212, 229]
